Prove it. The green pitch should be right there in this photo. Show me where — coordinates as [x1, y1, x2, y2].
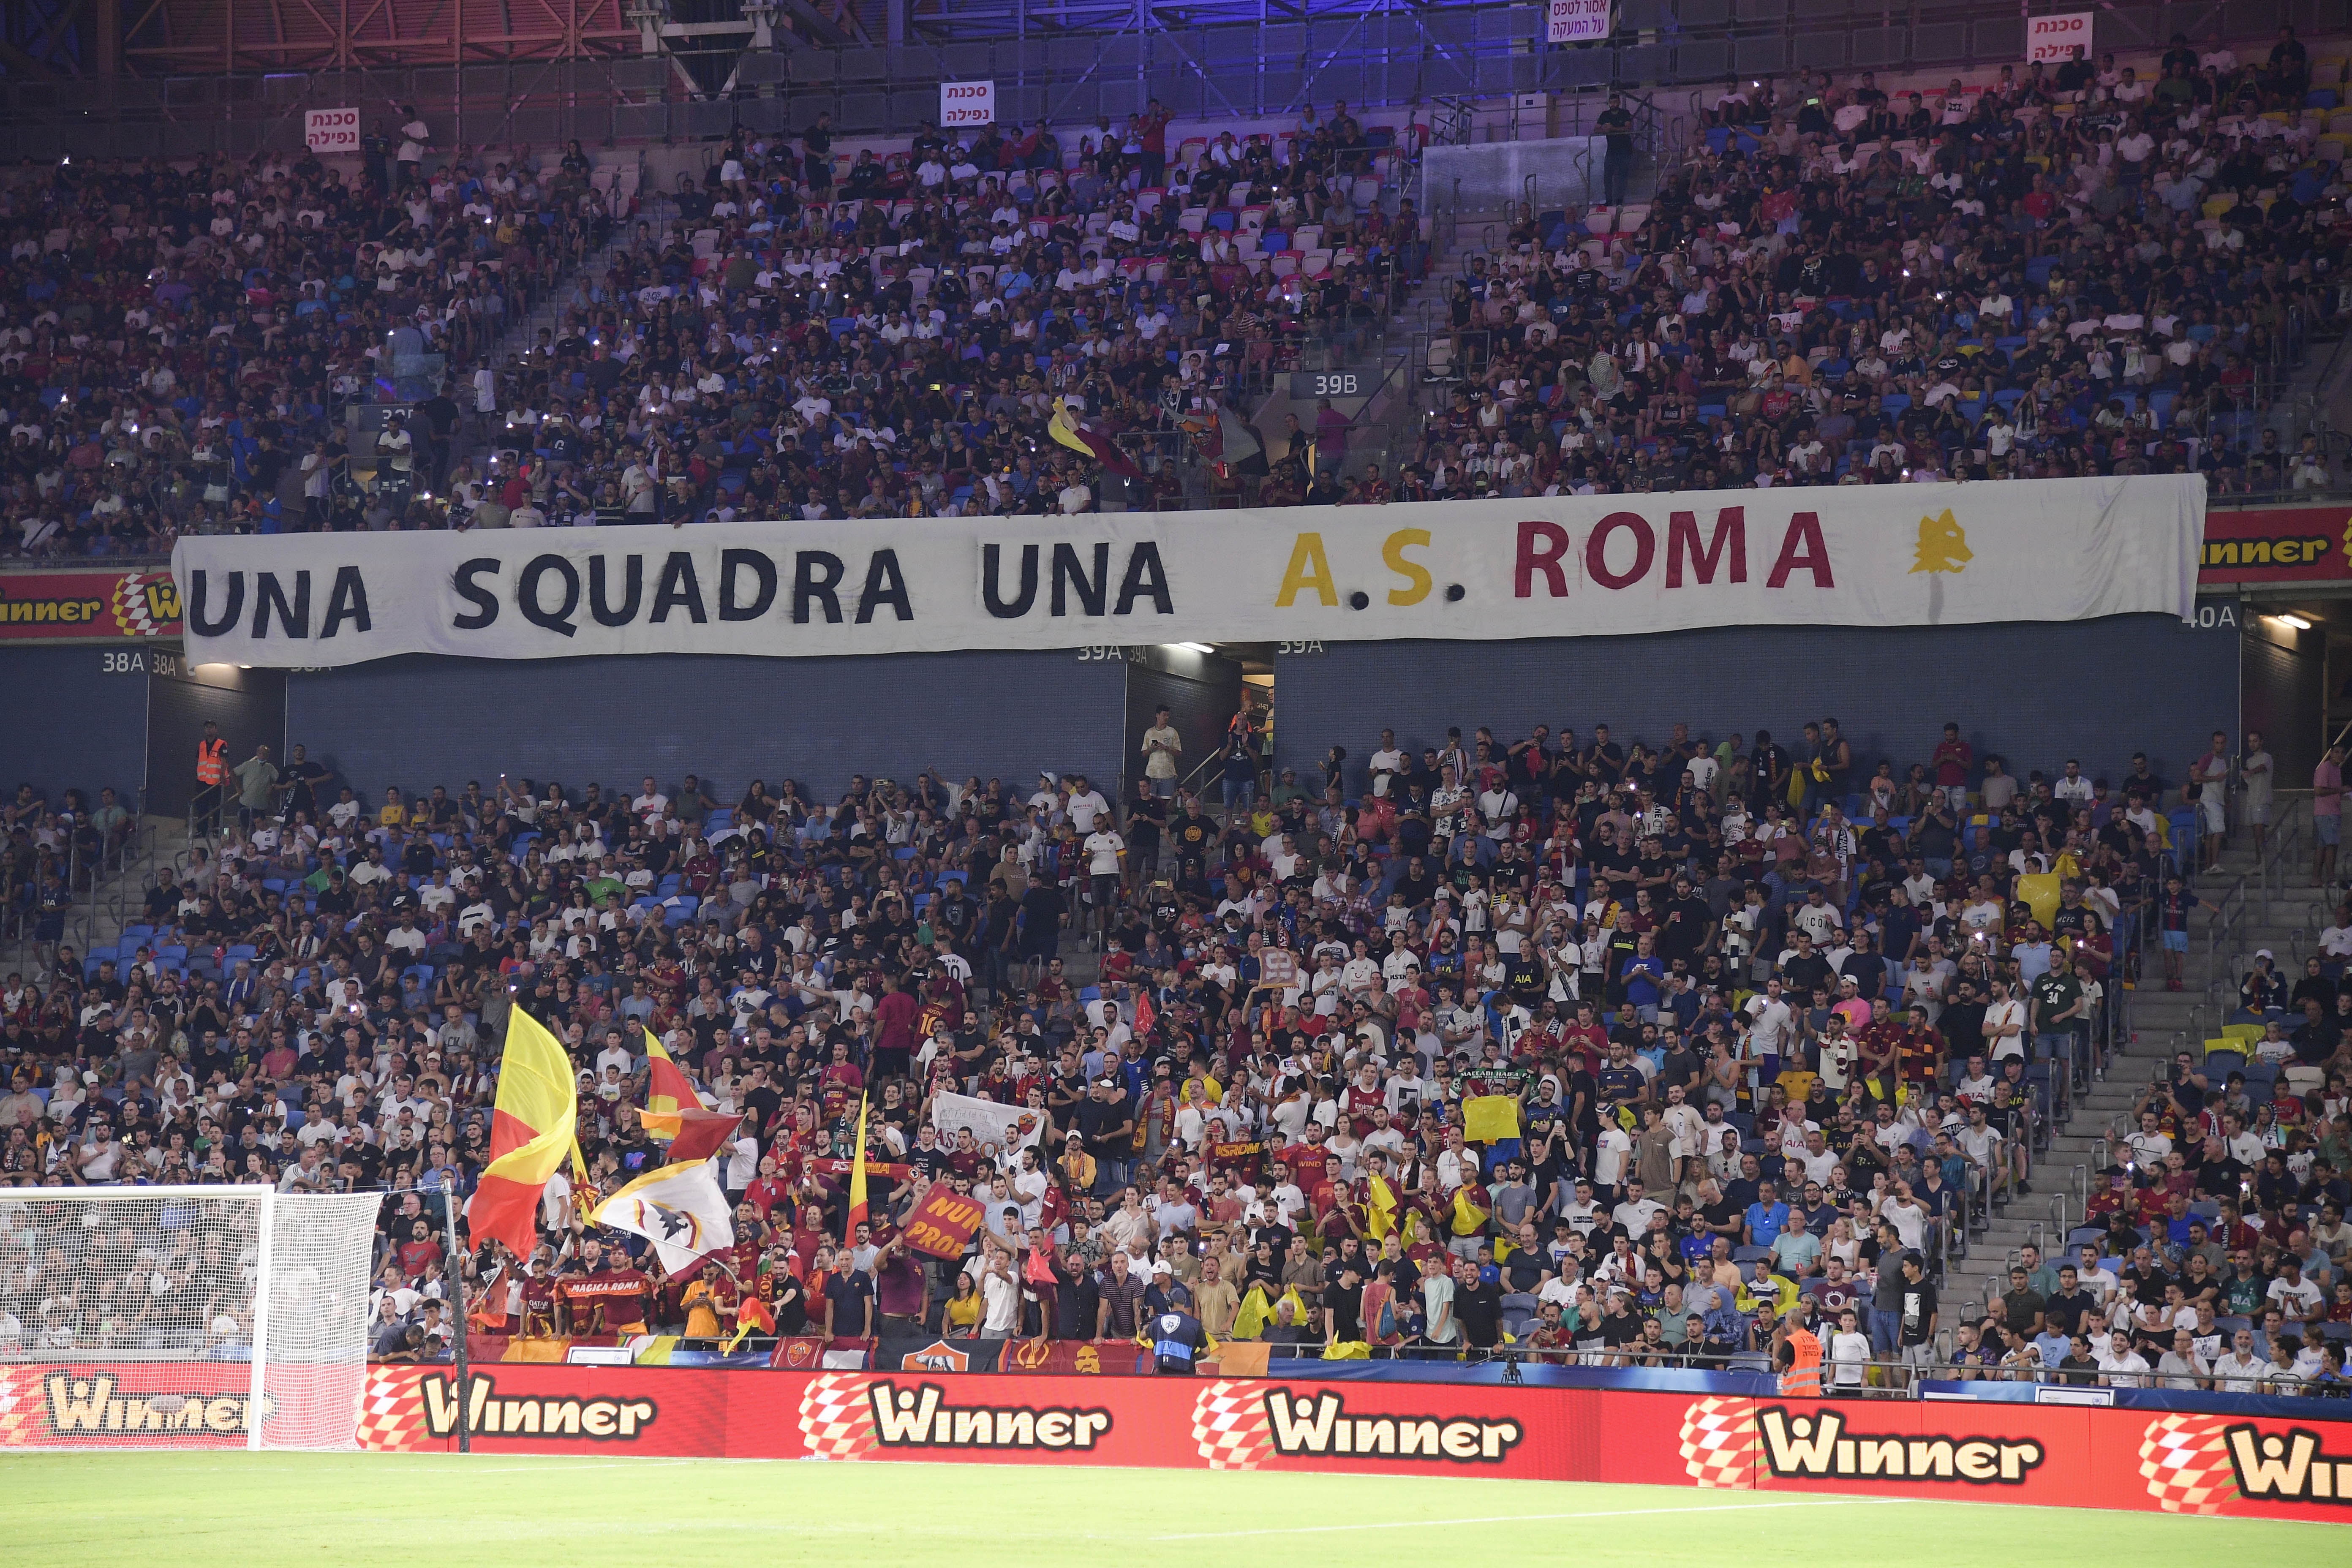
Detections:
[1, 1453, 2330, 1565]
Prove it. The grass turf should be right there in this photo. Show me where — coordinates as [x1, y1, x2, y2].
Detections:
[0, 1453, 2328, 1565]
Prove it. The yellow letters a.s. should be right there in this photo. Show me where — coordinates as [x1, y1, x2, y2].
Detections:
[1277, 532, 1337, 607]
[1383, 528, 1432, 605]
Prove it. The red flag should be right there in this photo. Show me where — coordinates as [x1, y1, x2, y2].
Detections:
[664, 1107, 746, 1164]
[1133, 988, 1156, 1039]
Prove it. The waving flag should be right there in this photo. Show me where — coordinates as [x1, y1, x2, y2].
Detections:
[1451, 1188, 1490, 1237]
[1462, 1094, 1521, 1144]
[1365, 1174, 1399, 1241]
[637, 1026, 745, 1162]
[464, 1008, 580, 1258]
[593, 1160, 736, 1275]
[845, 1094, 871, 1244]
[1048, 397, 1141, 478]
[1132, 987, 1156, 1040]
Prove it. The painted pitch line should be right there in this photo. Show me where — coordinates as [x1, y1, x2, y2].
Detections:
[1151, 1495, 1917, 1541]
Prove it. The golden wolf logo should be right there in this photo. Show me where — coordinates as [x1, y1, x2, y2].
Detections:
[1909, 509, 1972, 574]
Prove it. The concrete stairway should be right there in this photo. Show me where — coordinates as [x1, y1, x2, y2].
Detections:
[1939, 828, 2333, 1322]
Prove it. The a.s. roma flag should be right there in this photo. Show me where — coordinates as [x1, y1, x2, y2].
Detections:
[464, 1008, 580, 1257]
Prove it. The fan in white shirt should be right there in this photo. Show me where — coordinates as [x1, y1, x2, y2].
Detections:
[1066, 785, 1111, 833]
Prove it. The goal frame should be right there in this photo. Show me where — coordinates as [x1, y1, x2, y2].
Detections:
[14, 1184, 356, 1451]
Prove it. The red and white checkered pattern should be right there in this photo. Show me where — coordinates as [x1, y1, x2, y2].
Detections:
[1677, 1396, 1760, 1489]
[353, 1366, 433, 1453]
[2137, 1413, 2239, 1515]
[111, 572, 169, 638]
[797, 1372, 879, 1460]
[1190, 1380, 1274, 1471]
[0, 1367, 38, 1448]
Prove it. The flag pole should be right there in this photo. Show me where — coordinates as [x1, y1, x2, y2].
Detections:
[444, 1185, 470, 1454]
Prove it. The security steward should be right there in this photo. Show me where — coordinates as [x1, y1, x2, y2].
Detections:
[192, 721, 228, 836]
[1774, 1299, 1824, 1397]
[1144, 1306, 1212, 1375]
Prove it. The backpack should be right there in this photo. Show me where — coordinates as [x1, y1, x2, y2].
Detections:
[1364, 1282, 1399, 1343]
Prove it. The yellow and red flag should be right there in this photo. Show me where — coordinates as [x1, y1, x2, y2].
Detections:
[464, 1008, 579, 1258]
[637, 1026, 743, 1162]
[845, 1093, 872, 1244]
[1048, 397, 1141, 478]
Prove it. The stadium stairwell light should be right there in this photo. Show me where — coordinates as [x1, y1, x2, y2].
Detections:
[1175, 642, 1215, 654]
[2275, 613, 2313, 630]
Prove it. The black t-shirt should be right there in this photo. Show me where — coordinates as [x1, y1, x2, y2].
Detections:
[824, 1271, 874, 1337]
[2042, 1288, 2097, 1337]
[1595, 106, 1634, 153]
[1896, 1278, 1938, 1344]
[1780, 951, 1832, 996]
[1323, 1274, 1364, 1339]
[1657, 897, 1711, 961]
[1455, 1279, 1504, 1347]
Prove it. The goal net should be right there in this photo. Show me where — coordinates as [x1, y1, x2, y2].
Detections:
[0, 1187, 381, 1451]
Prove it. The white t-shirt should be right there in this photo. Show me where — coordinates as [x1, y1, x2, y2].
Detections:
[1982, 998, 2027, 1061]
[1827, 1328, 1874, 1386]
[1067, 789, 1110, 833]
[980, 1266, 1020, 1332]
[1083, 831, 1125, 876]
[2268, 1276, 2323, 1318]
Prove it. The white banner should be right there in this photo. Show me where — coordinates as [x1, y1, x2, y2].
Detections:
[1546, 0, 1612, 45]
[939, 80, 996, 128]
[169, 477, 2203, 668]
[2028, 11, 2093, 63]
[304, 108, 361, 153]
[929, 1092, 1047, 1156]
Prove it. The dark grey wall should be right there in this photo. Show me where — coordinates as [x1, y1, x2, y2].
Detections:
[1274, 615, 2242, 800]
[0, 647, 150, 808]
[1122, 646, 1244, 800]
[281, 650, 1128, 806]
[145, 664, 289, 817]
[2241, 615, 2324, 790]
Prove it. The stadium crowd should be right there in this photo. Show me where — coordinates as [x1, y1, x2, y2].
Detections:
[6, 28, 2347, 559]
[0, 114, 614, 557]
[1419, 29, 2345, 497]
[1, 708, 2347, 1394]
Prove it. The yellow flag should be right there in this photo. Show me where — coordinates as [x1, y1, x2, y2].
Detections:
[1462, 1095, 1520, 1143]
[1451, 1188, 1489, 1236]
[2017, 872, 2061, 933]
[1233, 1284, 1272, 1340]
[1366, 1175, 1399, 1240]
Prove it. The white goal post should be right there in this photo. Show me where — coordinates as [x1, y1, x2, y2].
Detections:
[0, 1186, 380, 1451]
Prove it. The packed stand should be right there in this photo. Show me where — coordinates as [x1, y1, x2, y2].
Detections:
[0, 112, 618, 558]
[1403, 29, 2344, 502]
[427, 103, 1427, 527]
[3, 101, 1432, 536]
[3, 708, 2346, 1389]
